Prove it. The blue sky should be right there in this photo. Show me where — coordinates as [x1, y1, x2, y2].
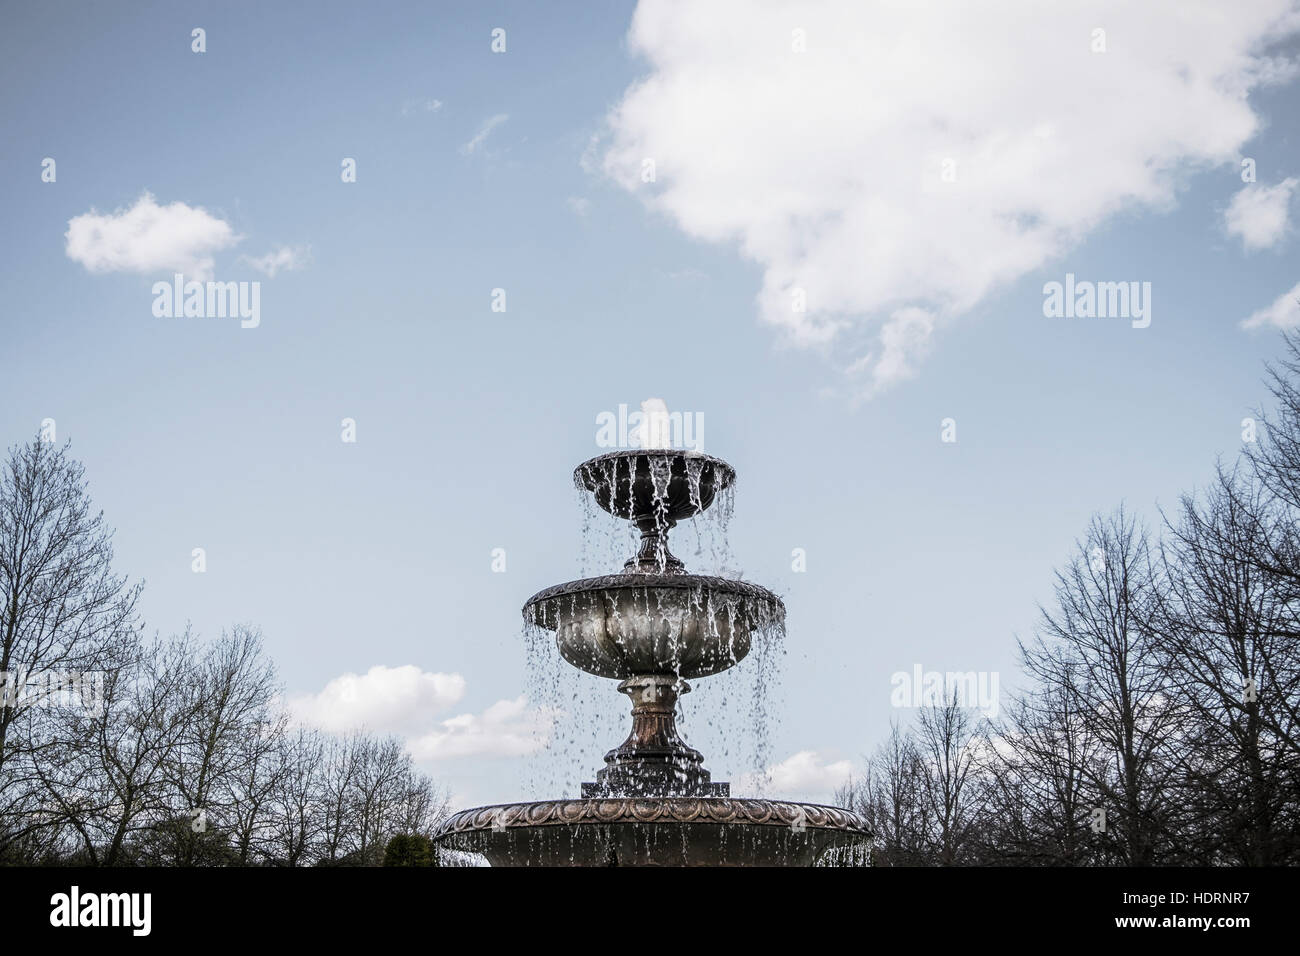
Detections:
[3, 0, 1300, 807]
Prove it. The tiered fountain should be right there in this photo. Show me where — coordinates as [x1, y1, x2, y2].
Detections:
[434, 448, 870, 865]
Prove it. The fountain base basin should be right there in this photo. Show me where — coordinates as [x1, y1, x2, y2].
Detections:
[434, 798, 870, 867]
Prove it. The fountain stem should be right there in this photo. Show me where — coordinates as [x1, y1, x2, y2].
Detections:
[623, 516, 686, 574]
[582, 675, 727, 798]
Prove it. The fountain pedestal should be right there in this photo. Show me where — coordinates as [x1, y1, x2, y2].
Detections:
[623, 518, 686, 574]
[582, 676, 728, 798]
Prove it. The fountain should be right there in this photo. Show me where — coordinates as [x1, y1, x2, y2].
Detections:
[434, 448, 870, 865]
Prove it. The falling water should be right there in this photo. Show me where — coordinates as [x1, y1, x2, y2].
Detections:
[551, 452, 779, 791]
[521, 617, 623, 799]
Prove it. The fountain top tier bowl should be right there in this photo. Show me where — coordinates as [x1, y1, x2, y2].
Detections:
[575, 450, 735, 575]
[575, 450, 735, 525]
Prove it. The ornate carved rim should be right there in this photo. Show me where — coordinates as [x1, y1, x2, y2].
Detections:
[434, 798, 869, 842]
[573, 450, 736, 492]
[523, 573, 785, 621]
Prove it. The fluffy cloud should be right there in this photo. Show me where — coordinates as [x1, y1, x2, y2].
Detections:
[408, 695, 552, 760]
[849, 306, 937, 395]
[1242, 278, 1300, 330]
[286, 664, 467, 736]
[241, 244, 311, 277]
[287, 666, 551, 761]
[599, 0, 1300, 396]
[65, 192, 238, 281]
[1225, 178, 1299, 250]
[460, 113, 509, 155]
[738, 749, 857, 800]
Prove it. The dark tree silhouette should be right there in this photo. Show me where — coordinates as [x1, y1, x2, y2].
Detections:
[0, 437, 141, 858]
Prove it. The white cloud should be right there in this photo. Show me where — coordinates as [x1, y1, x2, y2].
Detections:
[599, 0, 1300, 396]
[286, 664, 466, 736]
[408, 695, 552, 760]
[566, 196, 591, 216]
[241, 244, 311, 277]
[1225, 178, 1299, 250]
[737, 749, 857, 800]
[848, 306, 936, 397]
[287, 666, 551, 761]
[65, 192, 238, 281]
[401, 97, 443, 116]
[1242, 278, 1300, 330]
[460, 113, 509, 155]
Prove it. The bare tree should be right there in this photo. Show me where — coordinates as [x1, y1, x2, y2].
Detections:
[165, 624, 279, 865]
[983, 668, 1101, 865]
[226, 712, 291, 865]
[1152, 467, 1300, 864]
[1240, 335, 1300, 758]
[57, 635, 194, 864]
[1024, 508, 1181, 864]
[1247, 330, 1300, 514]
[264, 726, 325, 866]
[837, 722, 932, 865]
[308, 730, 449, 866]
[349, 735, 409, 864]
[316, 732, 362, 864]
[0, 438, 140, 857]
[0, 439, 455, 867]
[915, 694, 982, 864]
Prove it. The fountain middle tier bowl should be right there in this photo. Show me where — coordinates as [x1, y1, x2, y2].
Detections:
[523, 573, 785, 680]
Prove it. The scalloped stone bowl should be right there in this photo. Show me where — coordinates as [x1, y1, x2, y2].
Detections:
[524, 573, 784, 679]
[437, 798, 870, 866]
